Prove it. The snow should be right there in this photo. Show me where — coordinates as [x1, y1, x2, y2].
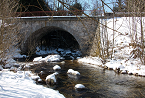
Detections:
[33, 55, 61, 62]
[105, 17, 145, 39]
[100, 17, 145, 59]
[0, 70, 65, 98]
[78, 56, 145, 76]
[105, 59, 125, 70]
[46, 72, 58, 83]
[8, 48, 28, 59]
[31, 75, 40, 81]
[33, 56, 43, 62]
[67, 69, 80, 75]
[12, 49, 28, 58]
[46, 55, 61, 62]
[78, 56, 103, 65]
[36, 47, 82, 58]
[75, 84, 85, 89]
[0, 47, 28, 69]
[0, 20, 2, 26]
[53, 65, 61, 70]
[4, 58, 18, 68]
[36, 47, 58, 55]
[78, 17, 145, 76]
[0, 65, 3, 70]
[0, 48, 76, 97]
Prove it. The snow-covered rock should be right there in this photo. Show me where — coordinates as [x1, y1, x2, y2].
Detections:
[5, 58, 16, 63]
[24, 71, 33, 78]
[3, 58, 17, 68]
[45, 72, 58, 85]
[31, 75, 40, 81]
[53, 65, 61, 71]
[75, 84, 86, 90]
[36, 46, 58, 55]
[128, 71, 133, 75]
[13, 63, 20, 68]
[121, 70, 127, 74]
[0, 65, 3, 71]
[45, 55, 61, 62]
[5, 64, 12, 68]
[39, 71, 44, 75]
[33, 56, 43, 62]
[37, 78, 43, 83]
[13, 51, 28, 58]
[10, 67, 17, 72]
[105, 61, 114, 70]
[33, 55, 61, 62]
[138, 70, 145, 77]
[117, 64, 125, 70]
[36, 46, 82, 60]
[67, 69, 80, 76]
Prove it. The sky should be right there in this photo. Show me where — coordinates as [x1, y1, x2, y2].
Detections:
[47, 0, 116, 12]
[79, 0, 116, 12]
[104, 0, 116, 12]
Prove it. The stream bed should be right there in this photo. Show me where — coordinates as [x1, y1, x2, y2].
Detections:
[26, 60, 145, 98]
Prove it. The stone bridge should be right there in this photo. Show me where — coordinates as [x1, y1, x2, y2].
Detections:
[19, 16, 100, 55]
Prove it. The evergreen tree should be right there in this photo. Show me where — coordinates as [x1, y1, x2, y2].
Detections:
[113, 0, 145, 12]
[18, 0, 51, 12]
[124, 0, 145, 12]
[69, 3, 83, 15]
[113, 0, 125, 12]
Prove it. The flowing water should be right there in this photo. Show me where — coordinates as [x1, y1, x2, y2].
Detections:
[27, 60, 145, 98]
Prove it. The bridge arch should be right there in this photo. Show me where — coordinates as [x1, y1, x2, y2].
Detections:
[21, 25, 81, 55]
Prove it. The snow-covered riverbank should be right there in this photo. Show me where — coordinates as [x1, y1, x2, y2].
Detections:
[0, 48, 66, 98]
[78, 56, 145, 76]
[78, 17, 145, 77]
[0, 70, 65, 98]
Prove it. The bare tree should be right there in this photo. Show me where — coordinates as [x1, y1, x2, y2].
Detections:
[124, 0, 145, 64]
[0, 0, 21, 63]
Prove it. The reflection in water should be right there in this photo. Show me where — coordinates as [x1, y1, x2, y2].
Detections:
[29, 60, 145, 98]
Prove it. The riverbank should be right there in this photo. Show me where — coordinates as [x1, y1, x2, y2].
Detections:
[0, 49, 65, 98]
[78, 56, 145, 76]
[0, 69, 65, 98]
[78, 17, 145, 77]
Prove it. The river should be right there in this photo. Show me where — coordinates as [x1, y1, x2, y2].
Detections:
[27, 60, 145, 98]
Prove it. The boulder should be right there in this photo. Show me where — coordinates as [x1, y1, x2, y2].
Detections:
[39, 71, 44, 75]
[53, 65, 61, 71]
[114, 68, 121, 73]
[108, 67, 113, 70]
[133, 72, 139, 76]
[13, 63, 20, 68]
[31, 75, 40, 81]
[67, 69, 80, 76]
[45, 55, 61, 62]
[45, 72, 58, 85]
[10, 67, 17, 72]
[128, 71, 133, 75]
[0, 65, 3, 71]
[37, 78, 44, 83]
[33, 57, 42, 62]
[75, 84, 86, 91]
[121, 70, 127, 74]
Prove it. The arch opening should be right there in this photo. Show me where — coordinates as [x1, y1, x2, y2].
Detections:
[24, 26, 82, 59]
